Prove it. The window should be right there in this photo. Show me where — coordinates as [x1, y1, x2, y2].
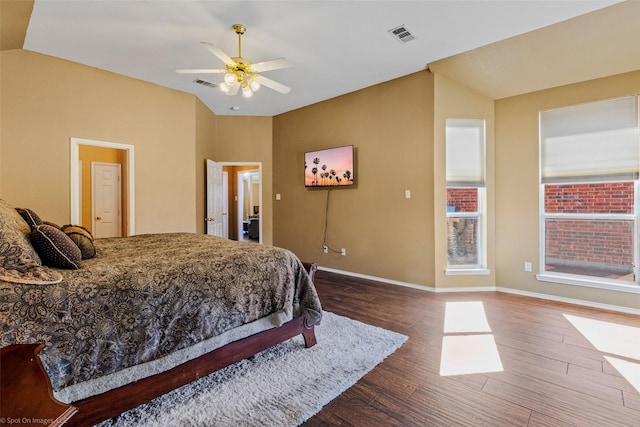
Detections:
[539, 96, 640, 289]
[446, 119, 487, 272]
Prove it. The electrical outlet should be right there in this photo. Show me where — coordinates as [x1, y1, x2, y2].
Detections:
[323, 245, 328, 254]
[341, 248, 346, 256]
[524, 262, 532, 272]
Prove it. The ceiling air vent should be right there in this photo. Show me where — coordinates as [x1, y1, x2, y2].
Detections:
[388, 25, 415, 43]
[193, 79, 217, 88]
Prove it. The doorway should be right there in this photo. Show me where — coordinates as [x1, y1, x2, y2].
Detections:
[220, 162, 262, 243]
[70, 137, 135, 236]
[238, 170, 260, 242]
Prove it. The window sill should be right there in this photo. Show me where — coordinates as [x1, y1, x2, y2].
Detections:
[536, 272, 640, 294]
[446, 268, 491, 276]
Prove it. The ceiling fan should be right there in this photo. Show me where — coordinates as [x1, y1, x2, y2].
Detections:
[176, 24, 291, 98]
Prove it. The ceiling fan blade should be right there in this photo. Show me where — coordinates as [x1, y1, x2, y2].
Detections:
[255, 74, 291, 94]
[176, 68, 226, 74]
[200, 42, 235, 66]
[252, 58, 292, 73]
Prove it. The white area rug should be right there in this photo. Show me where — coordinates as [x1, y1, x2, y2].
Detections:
[98, 311, 407, 427]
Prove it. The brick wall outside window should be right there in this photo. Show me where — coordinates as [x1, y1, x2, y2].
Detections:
[545, 182, 634, 214]
[545, 219, 633, 267]
[544, 182, 634, 271]
[447, 188, 478, 212]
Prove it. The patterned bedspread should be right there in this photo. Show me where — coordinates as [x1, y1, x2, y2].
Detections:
[0, 233, 322, 392]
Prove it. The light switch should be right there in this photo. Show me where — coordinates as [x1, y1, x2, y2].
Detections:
[405, 190, 411, 199]
[275, 194, 281, 200]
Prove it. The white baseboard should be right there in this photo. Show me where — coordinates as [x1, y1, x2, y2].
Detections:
[317, 266, 437, 292]
[317, 266, 640, 315]
[495, 287, 640, 316]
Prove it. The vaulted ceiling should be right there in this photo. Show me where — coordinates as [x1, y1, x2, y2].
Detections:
[3, 1, 639, 116]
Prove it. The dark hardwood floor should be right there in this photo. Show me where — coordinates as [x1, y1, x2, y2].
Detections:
[303, 270, 640, 427]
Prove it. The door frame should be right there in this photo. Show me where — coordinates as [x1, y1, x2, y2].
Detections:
[221, 162, 262, 244]
[222, 171, 229, 238]
[70, 137, 135, 235]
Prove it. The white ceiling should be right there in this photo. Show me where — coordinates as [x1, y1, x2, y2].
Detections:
[24, 0, 623, 117]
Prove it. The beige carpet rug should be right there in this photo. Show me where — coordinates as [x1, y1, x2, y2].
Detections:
[98, 311, 407, 426]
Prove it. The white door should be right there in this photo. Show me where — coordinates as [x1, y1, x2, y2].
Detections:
[206, 159, 224, 236]
[92, 162, 122, 238]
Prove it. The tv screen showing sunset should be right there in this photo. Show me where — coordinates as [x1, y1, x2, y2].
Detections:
[304, 145, 355, 187]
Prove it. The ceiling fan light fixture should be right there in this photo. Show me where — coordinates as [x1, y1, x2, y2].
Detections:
[224, 72, 238, 85]
[220, 82, 230, 93]
[241, 83, 253, 98]
[249, 78, 261, 92]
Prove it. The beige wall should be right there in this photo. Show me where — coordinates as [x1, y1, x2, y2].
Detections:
[1, 46, 637, 310]
[272, 66, 639, 311]
[0, 0, 33, 51]
[0, 49, 205, 233]
[433, 73, 496, 288]
[273, 71, 436, 286]
[215, 116, 273, 245]
[495, 70, 640, 310]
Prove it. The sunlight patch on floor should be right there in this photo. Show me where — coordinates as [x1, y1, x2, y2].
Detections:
[604, 356, 640, 394]
[439, 301, 503, 376]
[440, 334, 504, 376]
[444, 301, 492, 334]
[564, 314, 640, 394]
[563, 314, 640, 360]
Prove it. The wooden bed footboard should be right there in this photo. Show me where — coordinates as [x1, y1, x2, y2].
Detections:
[0, 263, 318, 427]
[0, 344, 78, 427]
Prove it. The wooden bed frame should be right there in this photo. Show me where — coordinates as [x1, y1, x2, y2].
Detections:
[0, 263, 318, 427]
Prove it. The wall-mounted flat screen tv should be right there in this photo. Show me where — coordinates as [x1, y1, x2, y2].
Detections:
[304, 145, 355, 187]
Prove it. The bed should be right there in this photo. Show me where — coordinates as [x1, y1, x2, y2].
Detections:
[0, 199, 322, 426]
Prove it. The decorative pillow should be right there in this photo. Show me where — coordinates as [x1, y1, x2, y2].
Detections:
[61, 224, 96, 259]
[15, 208, 43, 228]
[31, 224, 82, 269]
[43, 221, 62, 229]
[0, 199, 42, 267]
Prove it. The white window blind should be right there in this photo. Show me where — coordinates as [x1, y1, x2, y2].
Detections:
[446, 119, 485, 187]
[541, 96, 640, 183]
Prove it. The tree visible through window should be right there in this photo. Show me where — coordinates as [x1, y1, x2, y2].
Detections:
[447, 188, 480, 265]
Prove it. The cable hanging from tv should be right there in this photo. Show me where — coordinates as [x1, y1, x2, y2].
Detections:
[322, 188, 342, 254]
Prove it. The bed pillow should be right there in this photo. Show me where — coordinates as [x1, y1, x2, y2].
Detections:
[43, 221, 62, 229]
[61, 224, 96, 259]
[0, 199, 61, 284]
[31, 224, 82, 269]
[0, 199, 42, 266]
[15, 208, 43, 228]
